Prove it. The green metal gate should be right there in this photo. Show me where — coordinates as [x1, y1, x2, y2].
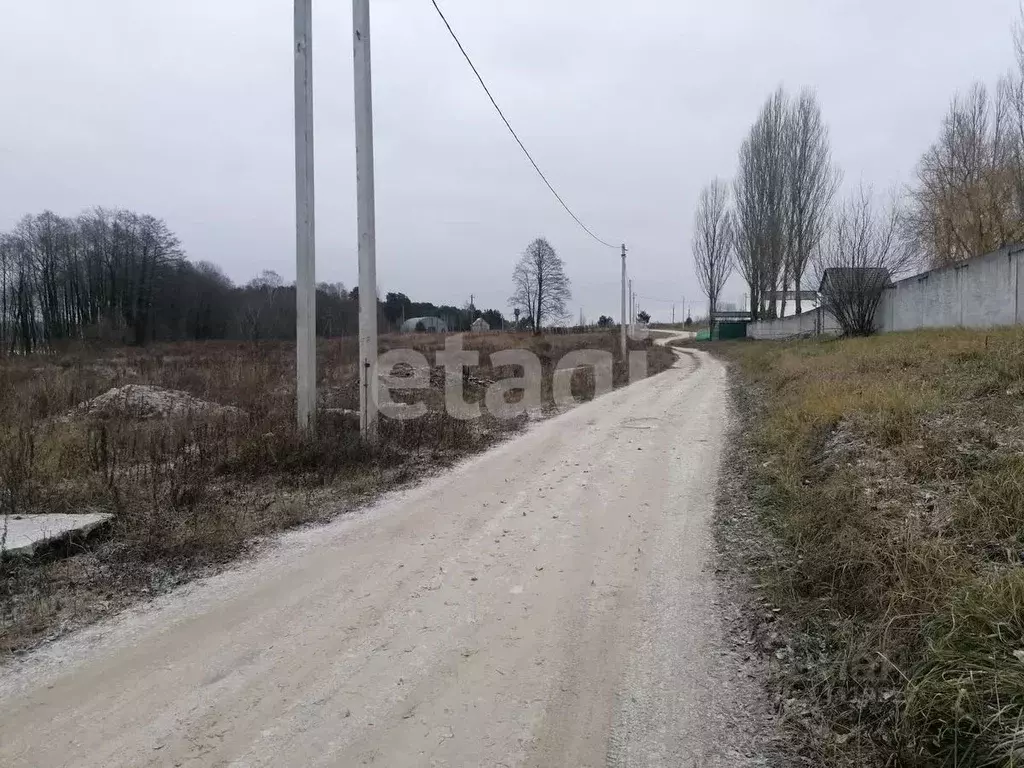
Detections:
[711, 321, 748, 340]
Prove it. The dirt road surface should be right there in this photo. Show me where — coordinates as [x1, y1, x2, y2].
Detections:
[1, 347, 762, 767]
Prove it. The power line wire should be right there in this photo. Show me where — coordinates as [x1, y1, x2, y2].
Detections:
[429, 0, 618, 251]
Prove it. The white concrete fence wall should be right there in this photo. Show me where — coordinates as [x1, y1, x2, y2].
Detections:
[747, 245, 1024, 340]
[747, 306, 840, 340]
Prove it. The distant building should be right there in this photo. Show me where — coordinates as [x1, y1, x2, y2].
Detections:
[400, 316, 447, 333]
[470, 317, 490, 333]
[767, 289, 818, 304]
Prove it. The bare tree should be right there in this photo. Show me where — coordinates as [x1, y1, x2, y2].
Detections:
[906, 82, 1022, 267]
[0, 234, 10, 352]
[900, 9, 1024, 268]
[784, 90, 841, 314]
[509, 238, 571, 333]
[734, 88, 790, 320]
[1006, 6, 1024, 231]
[814, 187, 915, 336]
[510, 258, 537, 331]
[691, 180, 734, 316]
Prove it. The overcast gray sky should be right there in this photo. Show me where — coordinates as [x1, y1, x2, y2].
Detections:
[1, 0, 1020, 322]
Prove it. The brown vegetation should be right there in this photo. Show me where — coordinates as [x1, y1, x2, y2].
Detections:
[720, 329, 1024, 766]
[0, 331, 675, 656]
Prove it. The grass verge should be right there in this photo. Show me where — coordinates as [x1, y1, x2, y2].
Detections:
[716, 328, 1024, 767]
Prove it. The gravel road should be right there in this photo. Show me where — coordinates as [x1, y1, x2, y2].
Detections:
[0, 346, 762, 767]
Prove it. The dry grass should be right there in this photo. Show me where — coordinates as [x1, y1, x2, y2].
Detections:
[718, 328, 1024, 767]
[0, 330, 674, 656]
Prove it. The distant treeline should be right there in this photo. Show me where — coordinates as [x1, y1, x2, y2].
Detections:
[0, 209, 506, 353]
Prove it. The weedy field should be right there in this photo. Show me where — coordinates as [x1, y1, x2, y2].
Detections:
[0, 330, 675, 657]
[718, 329, 1024, 767]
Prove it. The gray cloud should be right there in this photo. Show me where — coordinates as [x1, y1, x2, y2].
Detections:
[1, 0, 1019, 321]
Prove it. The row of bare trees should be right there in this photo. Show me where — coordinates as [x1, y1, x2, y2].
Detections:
[693, 88, 844, 322]
[0, 209, 510, 353]
[0, 209, 363, 352]
[904, 16, 1024, 266]
[695, 11, 1024, 334]
[0, 209, 187, 352]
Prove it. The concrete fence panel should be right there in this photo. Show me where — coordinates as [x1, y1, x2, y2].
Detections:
[751, 245, 1024, 340]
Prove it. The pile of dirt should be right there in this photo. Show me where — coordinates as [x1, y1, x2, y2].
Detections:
[70, 385, 245, 421]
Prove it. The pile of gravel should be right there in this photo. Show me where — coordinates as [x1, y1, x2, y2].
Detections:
[70, 385, 245, 421]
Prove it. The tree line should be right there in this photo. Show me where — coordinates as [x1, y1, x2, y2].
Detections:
[0, 208, 506, 353]
[693, 12, 1024, 332]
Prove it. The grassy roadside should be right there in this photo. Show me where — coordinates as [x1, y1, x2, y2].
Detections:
[716, 329, 1024, 767]
[0, 331, 676, 657]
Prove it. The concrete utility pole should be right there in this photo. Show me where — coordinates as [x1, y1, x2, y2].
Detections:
[620, 244, 627, 358]
[294, 0, 316, 432]
[628, 278, 633, 330]
[353, 0, 378, 441]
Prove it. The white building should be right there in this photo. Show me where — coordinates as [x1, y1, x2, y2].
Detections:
[470, 317, 490, 333]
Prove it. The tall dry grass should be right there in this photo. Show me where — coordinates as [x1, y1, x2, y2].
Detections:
[0, 331, 674, 655]
[723, 328, 1024, 766]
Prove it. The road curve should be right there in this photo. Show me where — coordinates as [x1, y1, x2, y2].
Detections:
[0, 349, 749, 767]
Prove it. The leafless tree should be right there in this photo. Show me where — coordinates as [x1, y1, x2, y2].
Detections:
[784, 90, 841, 314]
[509, 238, 571, 333]
[691, 180, 734, 316]
[510, 258, 537, 331]
[906, 82, 1023, 267]
[814, 187, 915, 336]
[1007, 6, 1024, 228]
[900, 8, 1024, 268]
[734, 88, 790, 320]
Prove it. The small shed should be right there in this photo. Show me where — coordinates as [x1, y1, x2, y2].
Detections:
[400, 316, 447, 333]
[709, 310, 751, 340]
[470, 317, 490, 333]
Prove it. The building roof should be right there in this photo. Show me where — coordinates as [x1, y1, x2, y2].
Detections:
[819, 267, 894, 292]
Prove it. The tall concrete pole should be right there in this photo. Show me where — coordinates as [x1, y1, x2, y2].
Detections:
[628, 279, 633, 328]
[353, 0, 378, 441]
[294, 0, 316, 431]
[620, 244, 627, 358]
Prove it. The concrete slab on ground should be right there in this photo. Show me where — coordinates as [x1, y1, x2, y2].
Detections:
[1, 513, 113, 556]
